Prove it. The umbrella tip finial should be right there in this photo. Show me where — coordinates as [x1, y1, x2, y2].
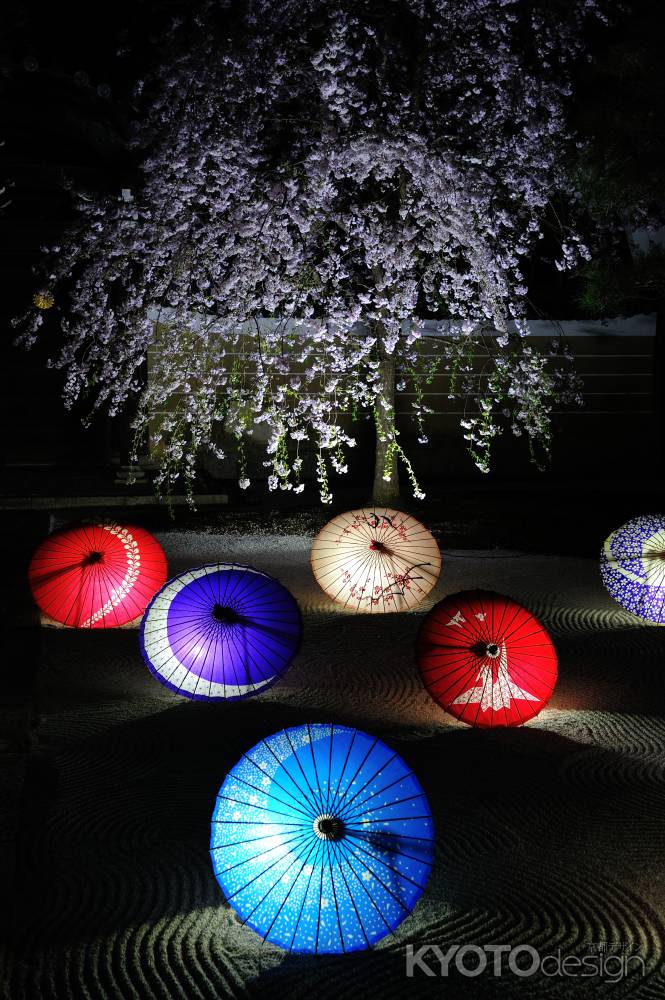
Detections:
[471, 640, 500, 658]
[212, 603, 241, 625]
[314, 814, 345, 841]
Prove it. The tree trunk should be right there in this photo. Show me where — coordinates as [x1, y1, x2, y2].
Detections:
[372, 338, 401, 505]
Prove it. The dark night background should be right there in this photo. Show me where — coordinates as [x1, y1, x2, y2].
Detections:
[1, 0, 664, 501]
[2, 3, 665, 998]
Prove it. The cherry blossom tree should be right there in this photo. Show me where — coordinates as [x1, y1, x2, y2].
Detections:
[17, 0, 606, 504]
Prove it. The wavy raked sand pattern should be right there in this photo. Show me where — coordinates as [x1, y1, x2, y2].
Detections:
[7, 538, 665, 998]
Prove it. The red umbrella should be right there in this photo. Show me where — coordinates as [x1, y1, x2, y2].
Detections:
[416, 590, 557, 727]
[28, 522, 168, 628]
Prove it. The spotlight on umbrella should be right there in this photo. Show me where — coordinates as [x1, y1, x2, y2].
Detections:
[210, 723, 434, 952]
[28, 521, 167, 628]
[601, 514, 665, 624]
[310, 507, 441, 613]
[416, 590, 557, 727]
[140, 564, 302, 700]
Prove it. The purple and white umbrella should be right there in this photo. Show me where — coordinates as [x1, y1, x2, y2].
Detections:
[140, 563, 302, 700]
[601, 514, 665, 624]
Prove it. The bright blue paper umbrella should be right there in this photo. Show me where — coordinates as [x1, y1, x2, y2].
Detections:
[140, 563, 302, 699]
[210, 723, 434, 953]
[601, 515, 665, 624]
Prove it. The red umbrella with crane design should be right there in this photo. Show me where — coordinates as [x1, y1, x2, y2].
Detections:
[416, 590, 557, 727]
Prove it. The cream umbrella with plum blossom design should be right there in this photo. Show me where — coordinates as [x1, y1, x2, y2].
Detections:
[310, 508, 440, 613]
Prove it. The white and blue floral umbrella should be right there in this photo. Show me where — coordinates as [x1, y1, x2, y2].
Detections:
[601, 514, 665, 624]
[210, 723, 434, 953]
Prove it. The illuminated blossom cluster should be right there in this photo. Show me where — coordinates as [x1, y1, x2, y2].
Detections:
[17, 0, 604, 500]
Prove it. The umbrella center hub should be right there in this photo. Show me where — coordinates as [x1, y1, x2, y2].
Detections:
[83, 550, 104, 566]
[471, 640, 500, 658]
[314, 813, 345, 841]
[369, 539, 385, 552]
[212, 603, 241, 625]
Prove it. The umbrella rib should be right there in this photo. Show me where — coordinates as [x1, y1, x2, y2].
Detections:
[215, 793, 313, 825]
[224, 837, 310, 903]
[328, 839, 373, 948]
[325, 722, 335, 816]
[315, 843, 325, 954]
[340, 841, 414, 913]
[342, 772, 418, 822]
[63, 561, 92, 627]
[241, 747, 318, 815]
[344, 791, 428, 824]
[467, 595, 494, 726]
[481, 594, 551, 721]
[313, 539, 437, 571]
[420, 652, 483, 701]
[493, 599, 538, 646]
[233, 835, 315, 927]
[327, 547, 375, 611]
[193, 617, 227, 698]
[263, 732, 323, 818]
[288, 836, 327, 952]
[346, 826, 434, 845]
[437, 659, 488, 708]
[230, 769, 316, 824]
[212, 817, 306, 828]
[336, 751, 399, 821]
[336, 835, 410, 926]
[278, 729, 326, 817]
[337, 509, 377, 546]
[353, 548, 381, 611]
[215, 825, 312, 876]
[329, 736, 381, 822]
[225, 620, 293, 673]
[306, 722, 327, 818]
[471, 652, 495, 726]
[346, 837, 431, 894]
[327, 729, 358, 819]
[494, 650, 558, 687]
[212, 621, 258, 699]
[346, 828, 434, 866]
[172, 613, 220, 694]
[326, 839, 346, 954]
[213, 825, 308, 847]
[223, 622, 261, 699]
[260, 834, 324, 944]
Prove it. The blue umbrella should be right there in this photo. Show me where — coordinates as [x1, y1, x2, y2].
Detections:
[140, 563, 302, 700]
[601, 515, 665, 624]
[210, 723, 434, 953]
